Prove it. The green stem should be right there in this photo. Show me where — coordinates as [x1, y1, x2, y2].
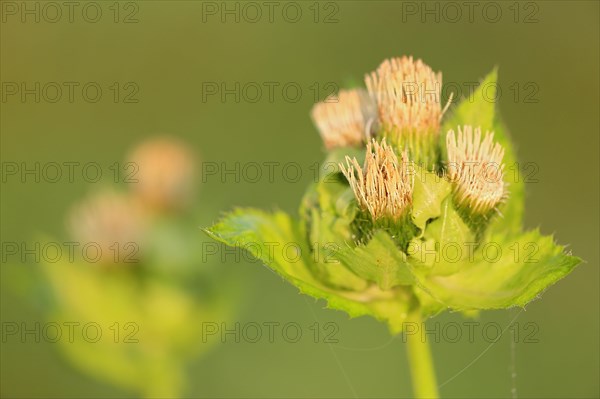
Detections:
[406, 313, 439, 399]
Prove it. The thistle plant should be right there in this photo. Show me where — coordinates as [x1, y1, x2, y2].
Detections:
[31, 137, 236, 398]
[206, 57, 581, 398]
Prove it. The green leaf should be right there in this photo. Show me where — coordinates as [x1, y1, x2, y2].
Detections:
[301, 180, 355, 245]
[487, 115, 524, 233]
[408, 197, 474, 276]
[299, 176, 368, 291]
[410, 229, 581, 310]
[205, 209, 414, 334]
[411, 167, 452, 231]
[425, 197, 473, 248]
[332, 231, 414, 290]
[413, 285, 446, 318]
[299, 152, 371, 291]
[300, 149, 362, 246]
[206, 208, 315, 283]
[441, 68, 524, 234]
[441, 68, 497, 140]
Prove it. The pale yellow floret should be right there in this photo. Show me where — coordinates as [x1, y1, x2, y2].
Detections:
[127, 137, 196, 211]
[365, 56, 448, 136]
[311, 88, 377, 149]
[446, 125, 505, 214]
[68, 190, 144, 265]
[340, 139, 414, 222]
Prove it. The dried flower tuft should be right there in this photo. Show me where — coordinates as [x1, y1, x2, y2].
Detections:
[311, 88, 377, 149]
[127, 137, 196, 211]
[365, 56, 448, 137]
[340, 139, 414, 222]
[446, 125, 505, 215]
[67, 190, 144, 265]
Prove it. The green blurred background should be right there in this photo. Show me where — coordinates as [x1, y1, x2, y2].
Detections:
[1, 1, 598, 398]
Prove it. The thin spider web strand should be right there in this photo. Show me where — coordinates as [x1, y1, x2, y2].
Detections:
[303, 297, 359, 399]
[438, 309, 524, 389]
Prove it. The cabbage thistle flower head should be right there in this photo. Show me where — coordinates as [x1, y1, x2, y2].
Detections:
[446, 125, 505, 216]
[68, 190, 144, 265]
[127, 137, 196, 212]
[365, 56, 450, 168]
[311, 88, 377, 149]
[340, 139, 413, 223]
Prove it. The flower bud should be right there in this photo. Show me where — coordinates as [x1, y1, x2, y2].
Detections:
[365, 56, 449, 168]
[446, 125, 505, 215]
[126, 137, 196, 212]
[67, 190, 144, 265]
[311, 88, 377, 149]
[340, 139, 414, 223]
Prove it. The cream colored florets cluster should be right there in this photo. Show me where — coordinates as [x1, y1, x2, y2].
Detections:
[340, 139, 413, 222]
[446, 125, 505, 214]
[312, 57, 506, 224]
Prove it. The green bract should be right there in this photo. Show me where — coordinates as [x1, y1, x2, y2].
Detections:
[206, 69, 581, 334]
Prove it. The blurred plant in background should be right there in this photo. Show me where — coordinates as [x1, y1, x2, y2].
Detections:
[206, 57, 581, 398]
[27, 137, 236, 398]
